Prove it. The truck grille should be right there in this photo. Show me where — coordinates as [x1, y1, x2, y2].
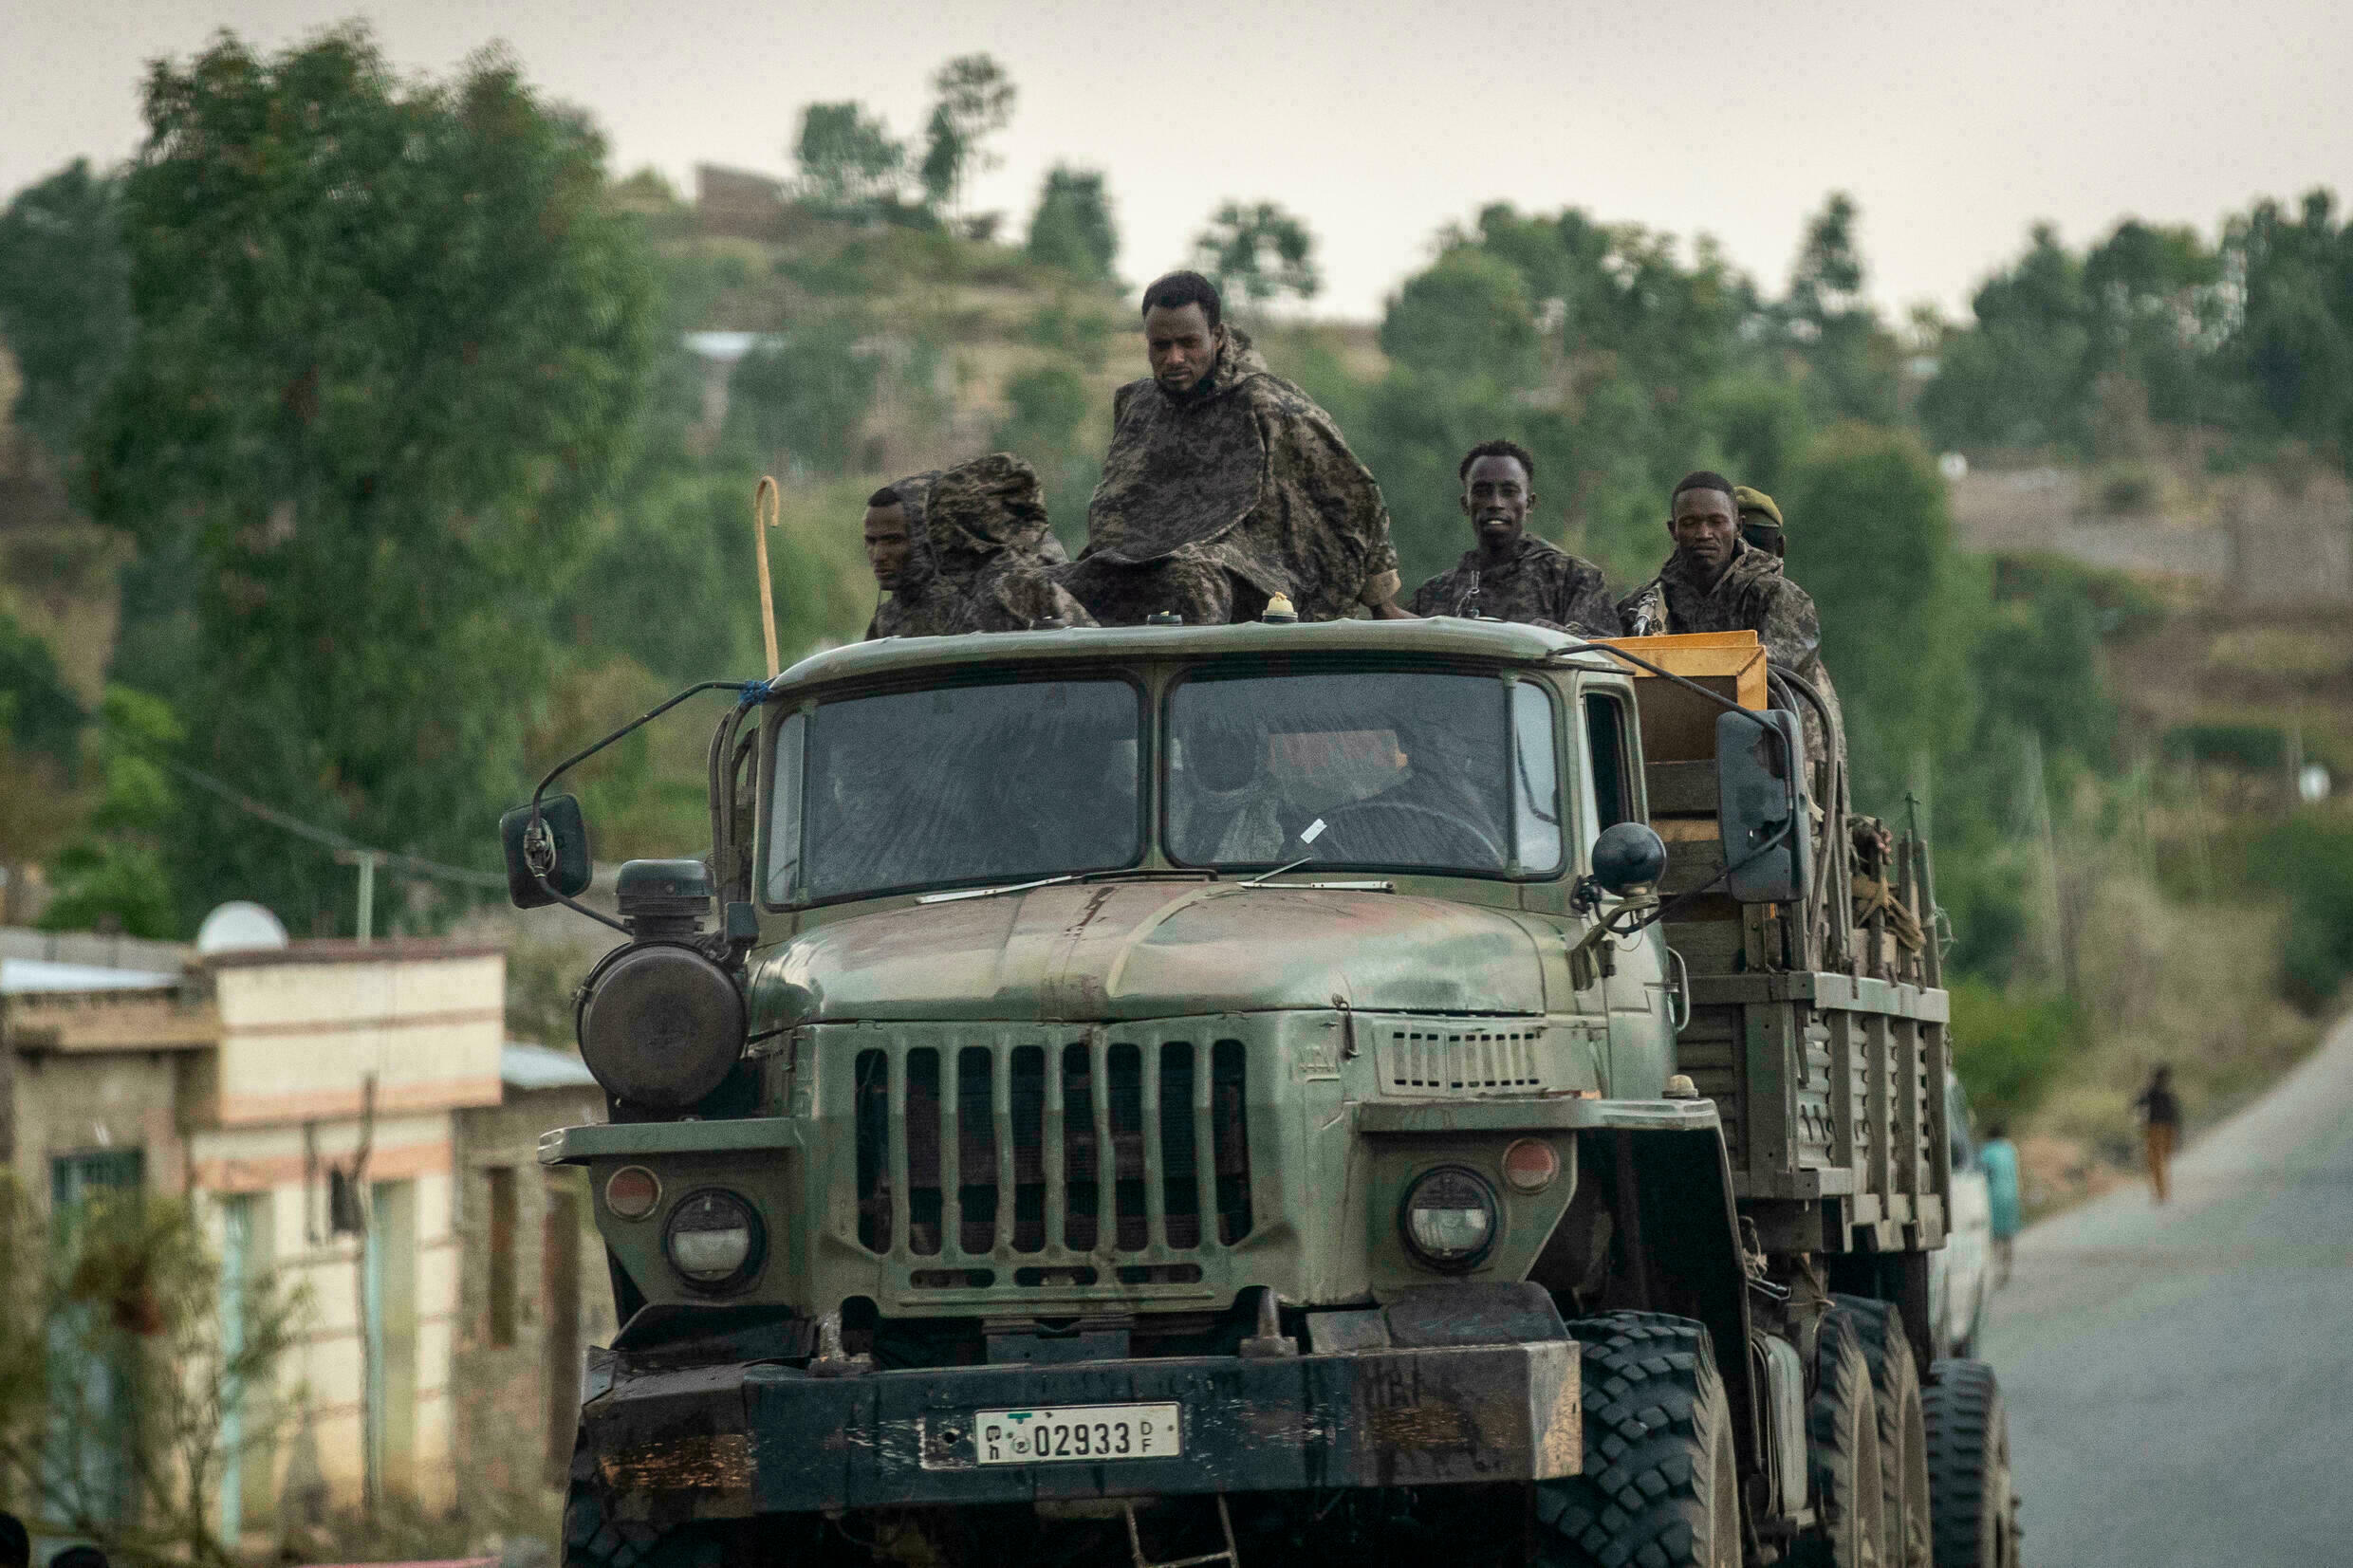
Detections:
[852, 1037, 1252, 1266]
[1377, 1024, 1552, 1096]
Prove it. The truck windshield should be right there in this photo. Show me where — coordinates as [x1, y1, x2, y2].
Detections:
[1166, 670, 1562, 877]
[768, 678, 1142, 904]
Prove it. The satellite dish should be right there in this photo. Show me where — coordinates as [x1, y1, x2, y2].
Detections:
[195, 901, 290, 956]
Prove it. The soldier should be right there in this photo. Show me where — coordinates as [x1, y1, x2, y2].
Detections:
[1619, 469, 1842, 767]
[863, 455, 1094, 639]
[1407, 439, 1621, 635]
[1733, 484, 1785, 559]
[1064, 270, 1410, 626]
[862, 471, 959, 639]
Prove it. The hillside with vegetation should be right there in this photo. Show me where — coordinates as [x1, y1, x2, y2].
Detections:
[2, 28, 2350, 1200]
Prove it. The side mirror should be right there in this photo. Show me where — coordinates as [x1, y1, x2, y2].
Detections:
[500, 794, 593, 909]
[1715, 710, 1810, 904]
[1591, 821, 1668, 897]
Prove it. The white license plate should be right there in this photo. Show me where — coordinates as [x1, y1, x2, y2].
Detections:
[974, 1402, 1182, 1465]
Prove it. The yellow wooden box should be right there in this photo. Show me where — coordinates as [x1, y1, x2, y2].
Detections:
[1591, 631, 1768, 764]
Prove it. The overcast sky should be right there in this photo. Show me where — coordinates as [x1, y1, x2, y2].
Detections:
[6, 0, 2347, 323]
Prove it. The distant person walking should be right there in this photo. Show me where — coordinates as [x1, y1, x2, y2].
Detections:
[1980, 1121, 2022, 1285]
[2134, 1065, 2182, 1204]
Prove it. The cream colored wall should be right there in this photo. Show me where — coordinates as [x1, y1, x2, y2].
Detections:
[195, 1117, 460, 1521]
[211, 953, 504, 1126]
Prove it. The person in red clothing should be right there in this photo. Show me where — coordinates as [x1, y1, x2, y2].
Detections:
[2134, 1064, 2182, 1203]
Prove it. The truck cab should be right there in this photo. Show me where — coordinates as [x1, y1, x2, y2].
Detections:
[519, 616, 2015, 1567]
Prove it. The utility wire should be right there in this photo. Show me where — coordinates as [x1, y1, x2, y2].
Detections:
[74, 695, 510, 890]
[157, 752, 508, 889]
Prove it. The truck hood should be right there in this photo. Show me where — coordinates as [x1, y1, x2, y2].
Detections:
[754, 880, 1553, 1024]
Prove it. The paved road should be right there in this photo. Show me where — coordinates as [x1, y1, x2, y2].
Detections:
[1983, 1013, 2353, 1566]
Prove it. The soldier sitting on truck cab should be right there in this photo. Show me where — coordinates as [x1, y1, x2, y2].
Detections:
[1061, 270, 1412, 626]
[1406, 439, 1622, 635]
[863, 455, 1094, 638]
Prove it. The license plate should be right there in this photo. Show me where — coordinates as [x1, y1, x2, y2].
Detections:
[974, 1402, 1182, 1465]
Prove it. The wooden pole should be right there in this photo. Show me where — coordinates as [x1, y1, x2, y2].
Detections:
[753, 476, 783, 678]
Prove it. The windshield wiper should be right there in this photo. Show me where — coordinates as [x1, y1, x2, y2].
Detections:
[1241, 818, 1329, 887]
[916, 873, 1084, 906]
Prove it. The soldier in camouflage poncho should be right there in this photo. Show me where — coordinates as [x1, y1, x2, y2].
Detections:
[1619, 470, 1843, 767]
[1407, 439, 1621, 635]
[863, 455, 1094, 639]
[1064, 271, 1406, 626]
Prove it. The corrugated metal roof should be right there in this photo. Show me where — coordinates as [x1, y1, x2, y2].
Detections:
[501, 1041, 599, 1091]
[1, 957, 181, 995]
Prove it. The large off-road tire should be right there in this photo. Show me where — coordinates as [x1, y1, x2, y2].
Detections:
[1836, 1295, 1933, 1568]
[1790, 1307, 1885, 1568]
[1921, 1359, 2021, 1568]
[562, 1428, 723, 1568]
[1535, 1311, 1742, 1568]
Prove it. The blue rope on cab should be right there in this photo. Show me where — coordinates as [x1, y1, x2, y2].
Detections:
[737, 678, 771, 707]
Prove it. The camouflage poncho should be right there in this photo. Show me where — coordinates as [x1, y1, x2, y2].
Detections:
[923, 452, 1094, 633]
[864, 454, 1094, 638]
[1408, 534, 1623, 635]
[1618, 540, 1843, 765]
[1067, 328, 1399, 625]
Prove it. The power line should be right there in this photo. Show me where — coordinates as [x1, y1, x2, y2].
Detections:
[157, 753, 508, 890]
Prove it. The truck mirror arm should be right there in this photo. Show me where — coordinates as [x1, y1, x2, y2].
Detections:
[524, 677, 769, 936]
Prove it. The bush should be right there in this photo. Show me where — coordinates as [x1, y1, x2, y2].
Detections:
[2164, 721, 2288, 773]
[2244, 817, 2353, 1010]
[1949, 979, 2078, 1120]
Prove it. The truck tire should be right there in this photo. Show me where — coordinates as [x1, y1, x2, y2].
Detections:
[1835, 1295, 1933, 1568]
[1922, 1359, 2021, 1568]
[562, 1430, 722, 1568]
[1790, 1308, 1884, 1568]
[1535, 1311, 1741, 1568]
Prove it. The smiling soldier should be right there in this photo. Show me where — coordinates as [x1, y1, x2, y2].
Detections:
[1063, 270, 1410, 626]
[1407, 439, 1620, 635]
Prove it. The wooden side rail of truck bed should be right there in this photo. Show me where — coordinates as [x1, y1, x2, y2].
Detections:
[1598, 632, 1953, 1258]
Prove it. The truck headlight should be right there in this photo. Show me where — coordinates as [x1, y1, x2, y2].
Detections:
[664, 1190, 763, 1291]
[1399, 1166, 1499, 1272]
[576, 943, 746, 1112]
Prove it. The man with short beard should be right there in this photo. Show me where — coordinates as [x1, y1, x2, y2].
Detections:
[1064, 270, 1409, 626]
[1408, 438, 1620, 635]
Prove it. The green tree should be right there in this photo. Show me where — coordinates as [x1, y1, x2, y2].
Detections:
[0, 160, 132, 467]
[1379, 249, 1538, 386]
[1918, 223, 2092, 450]
[1194, 201, 1322, 305]
[725, 315, 880, 476]
[794, 101, 905, 214]
[917, 54, 1016, 217]
[39, 686, 182, 938]
[81, 29, 658, 932]
[1785, 193, 1898, 423]
[1782, 423, 1982, 807]
[1026, 167, 1119, 282]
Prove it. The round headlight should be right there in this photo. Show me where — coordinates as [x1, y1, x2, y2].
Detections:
[1399, 1166, 1500, 1273]
[664, 1190, 764, 1292]
[577, 943, 746, 1111]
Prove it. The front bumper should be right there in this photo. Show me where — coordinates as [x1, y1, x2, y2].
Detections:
[584, 1340, 1581, 1522]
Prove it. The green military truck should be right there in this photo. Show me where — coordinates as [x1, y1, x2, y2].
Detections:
[504, 617, 2021, 1568]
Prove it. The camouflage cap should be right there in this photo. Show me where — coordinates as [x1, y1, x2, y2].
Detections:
[1732, 486, 1784, 527]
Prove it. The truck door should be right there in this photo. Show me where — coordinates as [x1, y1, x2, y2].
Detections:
[1579, 686, 1675, 1097]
